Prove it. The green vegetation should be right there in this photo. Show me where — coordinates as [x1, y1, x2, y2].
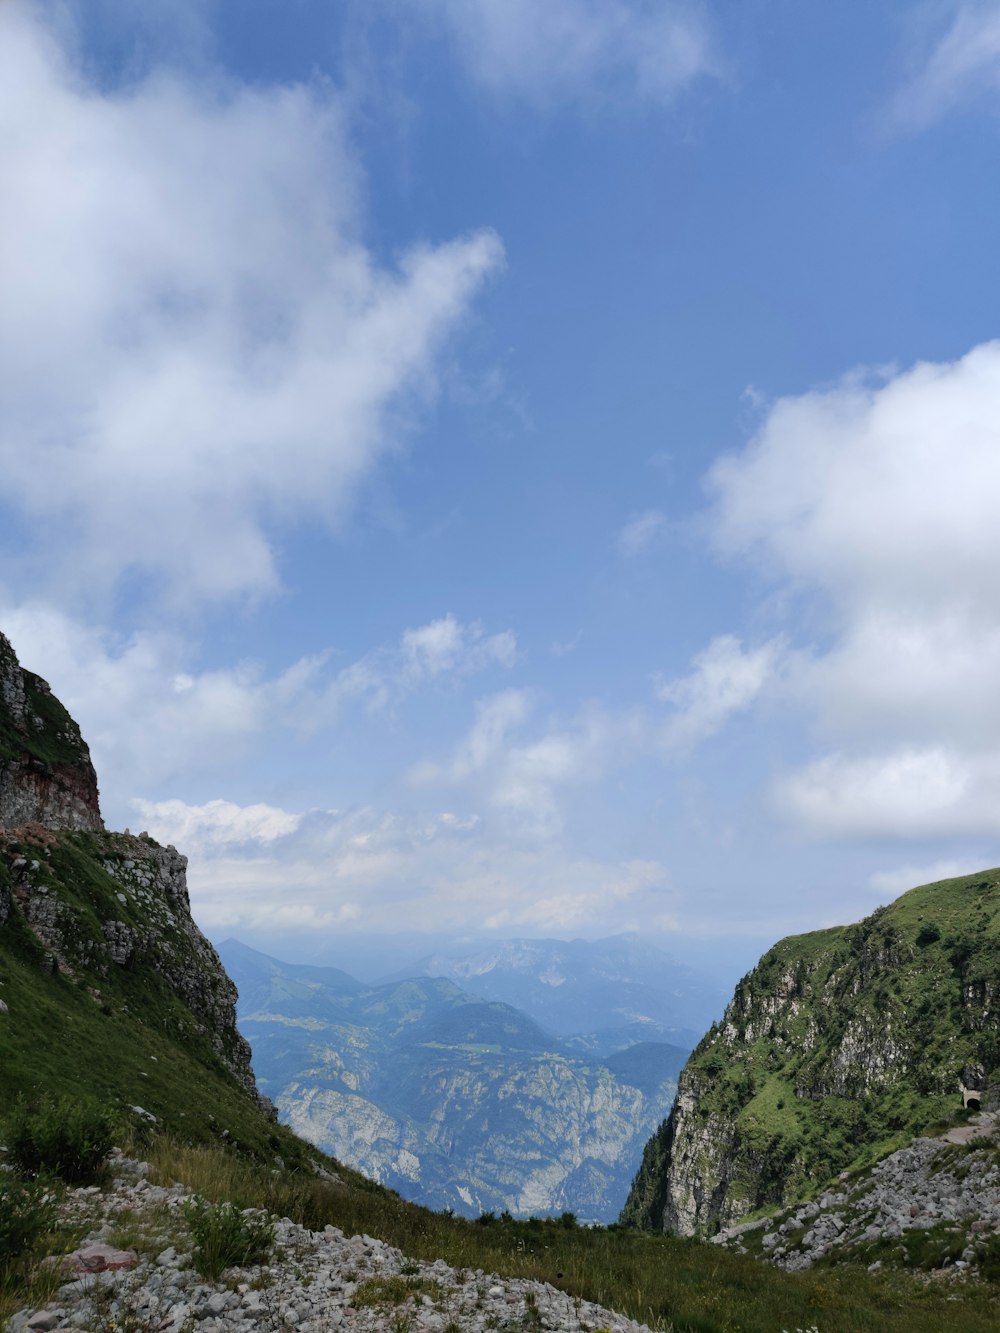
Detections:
[0, 1180, 58, 1277]
[0, 830, 316, 1168]
[0, 635, 91, 770]
[181, 1196, 275, 1278]
[353, 1275, 444, 1307]
[4, 1094, 114, 1184]
[624, 869, 1000, 1232]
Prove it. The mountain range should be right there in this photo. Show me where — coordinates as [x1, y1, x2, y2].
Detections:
[219, 937, 688, 1221]
[5, 623, 1000, 1327]
[399, 934, 721, 1051]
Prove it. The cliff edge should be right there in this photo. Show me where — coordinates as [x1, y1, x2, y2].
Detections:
[0, 633, 103, 832]
[0, 629, 264, 1128]
[622, 869, 1000, 1236]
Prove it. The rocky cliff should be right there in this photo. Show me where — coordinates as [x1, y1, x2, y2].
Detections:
[0, 633, 103, 832]
[622, 869, 1000, 1237]
[0, 629, 263, 1125]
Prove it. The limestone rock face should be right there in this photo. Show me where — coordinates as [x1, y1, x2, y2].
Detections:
[622, 870, 1000, 1237]
[0, 628, 259, 1103]
[0, 633, 103, 832]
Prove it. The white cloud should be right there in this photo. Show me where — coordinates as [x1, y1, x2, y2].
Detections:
[1, 604, 320, 802]
[139, 797, 674, 938]
[131, 797, 303, 851]
[778, 748, 975, 838]
[421, 0, 718, 107]
[893, 2, 1000, 129]
[400, 616, 516, 683]
[618, 509, 666, 555]
[414, 690, 639, 835]
[656, 634, 782, 747]
[708, 345, 1000, 618]
[1, 603, 515, 809]
[321, 615, 517, 720]
[704, 340, 1000, 837]
[0, 6, 502, 608]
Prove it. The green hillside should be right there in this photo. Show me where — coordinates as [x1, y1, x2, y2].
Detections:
[0, 829, 310, 1165]
[623, 868, 1000, 1235]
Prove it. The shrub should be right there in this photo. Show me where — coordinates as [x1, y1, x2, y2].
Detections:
[181, 1197, 274, 1279]
[0, 1179, 58, 1276]
[5, 1096, 114, 1184]
[916, 922, 941, 948]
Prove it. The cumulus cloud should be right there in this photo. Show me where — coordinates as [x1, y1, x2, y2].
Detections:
[777, 748, 986, 838]
[705, 341, 1000, 837]
[618, 509, 666, 555]
[134, 796, 674, 938]
[420, 0, 718, 107]
[131, 797, 303, 851]
[0, 6, 502, 608]
[656, 634, 783, 746]
[2, 603, 515, 810]
[413, 689, 639, 835]
[893, 2, 1000, 129]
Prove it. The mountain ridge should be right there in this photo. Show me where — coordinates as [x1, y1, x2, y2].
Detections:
[393, 933, 721, 1049]
[220, 936, 688, 1221]
[622, 867, 1000, 1237]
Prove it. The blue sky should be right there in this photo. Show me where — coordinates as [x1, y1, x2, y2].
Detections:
[4, 0, 1000, 982]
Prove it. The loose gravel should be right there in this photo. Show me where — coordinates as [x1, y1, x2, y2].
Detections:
[5, 1155, 652, 1333]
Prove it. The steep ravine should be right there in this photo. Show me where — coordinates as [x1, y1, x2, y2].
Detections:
[623, 870, 1000, 1236]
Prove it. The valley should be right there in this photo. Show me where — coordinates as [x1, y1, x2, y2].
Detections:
[3, 625, 1000, 1333]
[219, 938, 689, 1221]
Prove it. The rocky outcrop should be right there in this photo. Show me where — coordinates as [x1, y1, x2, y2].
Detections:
[0, 629, 259, 1103]
[0, 632, 103, 832]
[713, 1119, 1000, 1277]
[7, 1152, 659, 1333]
[622, 871, 1000, 1237]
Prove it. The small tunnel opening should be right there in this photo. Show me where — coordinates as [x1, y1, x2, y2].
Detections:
[967, 1096, 982, 1112]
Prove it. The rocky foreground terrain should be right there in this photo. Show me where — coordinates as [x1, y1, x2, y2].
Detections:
[7, 1153, 651, 1333]
[713, 1114, 1000, 1278]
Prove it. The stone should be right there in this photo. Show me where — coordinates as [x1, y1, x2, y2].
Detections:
[60, 1242, 138, 1275]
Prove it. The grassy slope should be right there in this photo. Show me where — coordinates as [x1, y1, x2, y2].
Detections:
[0, 832, 310, 1168]
[624, 868, 1000, 1231]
